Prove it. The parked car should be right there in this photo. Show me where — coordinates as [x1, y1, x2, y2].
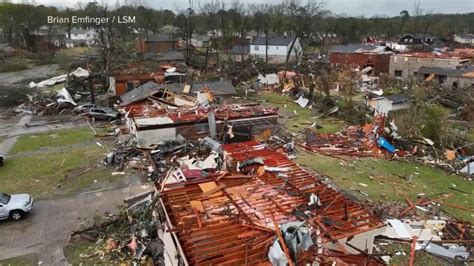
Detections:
[0, 193, 33, 221]
[84, 107, 121, 121]
[74, 103, 97, 114]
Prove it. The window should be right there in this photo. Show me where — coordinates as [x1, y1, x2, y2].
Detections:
[194, 124, 207, 134]
[254, 45, 259, 51]
[394, 70, 402, 77]
[0, 193, 11, 204]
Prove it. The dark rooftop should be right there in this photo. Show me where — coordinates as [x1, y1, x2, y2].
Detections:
[141, 34, 174, 42]
[418, 66, 474, 77]
[251, 36, 297, 46]
[231, 44, 250, 55]
[120, 81, 161, 106]
[384, 94, 411, 104]
[329, 43, 393, 54]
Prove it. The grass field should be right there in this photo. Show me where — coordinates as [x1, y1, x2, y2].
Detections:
[0, 145, 121, 199]
[9, 127, 94, 154]
[0, 127, 124, 200]
[0, 253, 38, 266]
[296, 150, 474, 222]
[259, 91, 345, 133]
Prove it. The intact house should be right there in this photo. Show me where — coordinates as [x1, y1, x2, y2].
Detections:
[367, 94, 412, 116]
[453, 33, 474, 46]
[35, 26, 67, 48]
[249, 36, 302, 64]
[398, 34, 435, 45]
[417, 66, 474, 88]
[124, 104, 279, 147]
[328, 44, 394, 73]
[67, 28, 98, 47]
[389, 52, 471, 80]
[135, 34, 177, 53]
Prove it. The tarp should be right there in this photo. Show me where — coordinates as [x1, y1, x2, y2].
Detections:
[277, 71, 297, 80]
[460, 162, 473, 175]
[56, 88, 77, 106]
[70, 67, 90, 78]
[29, 74, 67, 88]
[258, 73, 280, 86]
[377, 137, 395, 153]
[28, 67, 89, 88]
[294, 96, 309, 107]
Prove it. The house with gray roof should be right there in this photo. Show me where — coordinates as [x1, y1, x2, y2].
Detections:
[248, 36, 302, 64]
[367, 94, 412, 116]
[69, 28, 98, 47]
[454, 33, 474, 46]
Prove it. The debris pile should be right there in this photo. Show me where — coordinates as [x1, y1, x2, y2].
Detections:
[298, 115, 410, 158]
[69, 192, 163, 265]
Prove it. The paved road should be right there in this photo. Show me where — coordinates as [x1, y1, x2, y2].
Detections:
[0, 115, 86, 155]
[0, 64, 60, 85]
[0, 184, 153, 265]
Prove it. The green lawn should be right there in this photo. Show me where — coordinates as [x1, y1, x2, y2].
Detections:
[63, 242, 97, 265]
[0, 145, 122, 200]
[0, 253, 38, 266]
[259, 91, 344, 133]
[296, 150, 474, 222]
[9, 127, 94, 154]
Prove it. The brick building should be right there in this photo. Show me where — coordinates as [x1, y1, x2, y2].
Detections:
[135, 34, 177, 53]
[389, 52, 471, 80]
[328, 44, 394, 73]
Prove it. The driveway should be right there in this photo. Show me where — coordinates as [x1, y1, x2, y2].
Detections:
[0, 184, 153, 265]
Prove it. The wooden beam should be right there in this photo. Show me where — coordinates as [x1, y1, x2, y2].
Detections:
[271, 213, 295, 266]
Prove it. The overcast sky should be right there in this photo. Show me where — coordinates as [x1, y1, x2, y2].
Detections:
[13, 0, 474, 17]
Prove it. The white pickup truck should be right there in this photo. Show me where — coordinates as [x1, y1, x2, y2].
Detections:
[0, 193, 34, 221]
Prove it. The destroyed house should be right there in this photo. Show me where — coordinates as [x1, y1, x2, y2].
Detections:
[156, 141, 383, 265]
[128, 105, 278, 147]
[120, 81, 196, 109]
[164, 80, 236, 104]
[389, 52, 471, 80]
[329, 44, 394, 73]
[418, 66, 474, 88]
[120, 80, 236, 108]
[112, 72, 165, 96]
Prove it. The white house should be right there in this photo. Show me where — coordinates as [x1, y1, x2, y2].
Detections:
[367, 94, 411, 116]
[69, 28, 98, 47]
[249, 36, 302, 64]
[453, 33, 474, 46]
